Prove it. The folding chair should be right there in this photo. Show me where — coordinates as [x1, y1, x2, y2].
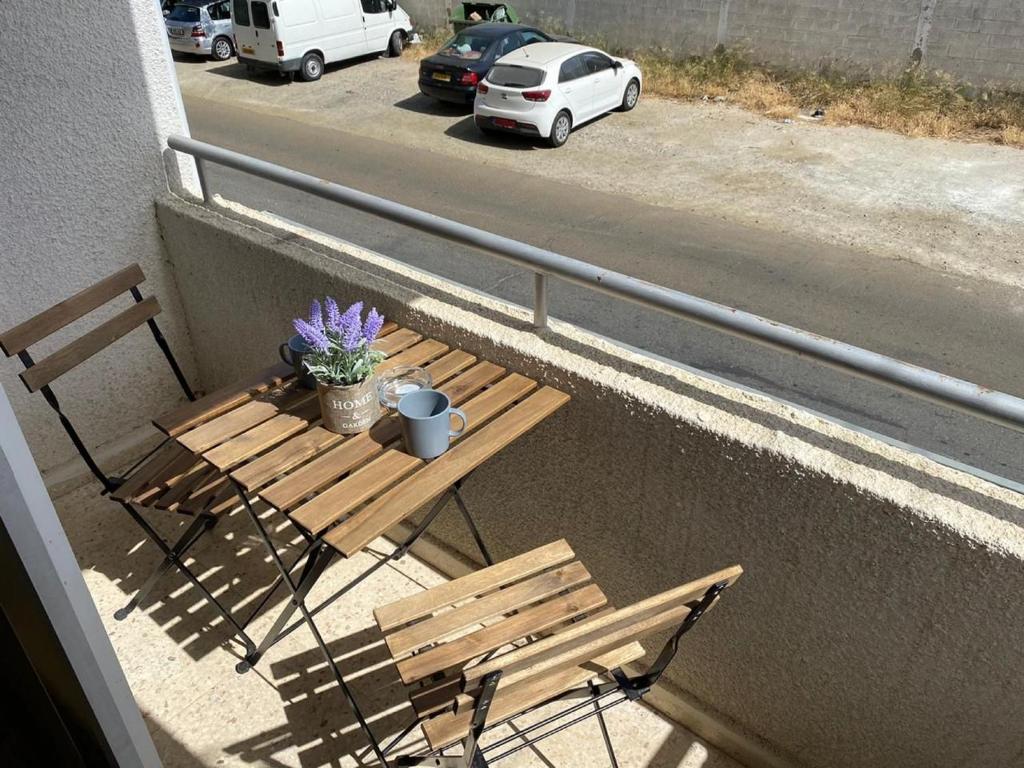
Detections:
[0, 264, 256, 656]
[371, 539, 742, 767]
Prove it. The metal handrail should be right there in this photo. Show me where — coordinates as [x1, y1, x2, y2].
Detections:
[167, 134, 1024, 434]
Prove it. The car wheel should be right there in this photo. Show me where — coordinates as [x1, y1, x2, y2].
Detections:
[548, 110, 572, 148]
[475, 118, 496, 135]
[387, 30, 404, 57]
[300, 52, 323, 82]
[212, 36, 233, 61]
[621, 78, 640, 111]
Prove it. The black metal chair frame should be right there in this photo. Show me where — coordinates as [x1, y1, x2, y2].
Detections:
[393, 580, 730, 768]
[7, 283, 257, 659]
[228, 471, 496, 766]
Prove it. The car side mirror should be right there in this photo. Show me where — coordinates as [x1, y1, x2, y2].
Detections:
[612, 60, 623, 70]
[386, 0, 397, 10]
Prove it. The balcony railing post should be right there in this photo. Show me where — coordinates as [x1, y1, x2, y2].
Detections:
[194, 157, 212, 204]
[534, 273, 548, 330]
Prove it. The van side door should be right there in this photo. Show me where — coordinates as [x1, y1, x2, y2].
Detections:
[313, 0, 365, 63]
[359, 0, 394, 54]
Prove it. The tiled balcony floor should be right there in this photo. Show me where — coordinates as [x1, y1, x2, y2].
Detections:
[56, 482, 743, 768]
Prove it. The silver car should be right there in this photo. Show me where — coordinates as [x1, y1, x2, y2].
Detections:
[165, 0, 235, 61]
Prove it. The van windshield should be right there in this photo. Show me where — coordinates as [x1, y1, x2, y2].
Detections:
[437, 32, 493, 60]
[487, 64, 545, 88]
[167, 4, 201, 21]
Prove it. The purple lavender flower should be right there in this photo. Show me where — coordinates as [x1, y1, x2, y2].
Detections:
[341, 318, 363, 352]
[363, 307, 384, 343]
[308, 299, 324, 333]
[339, 301, 363, 333]
[324, 297, 342, 333]
[293, 318, 330, 352]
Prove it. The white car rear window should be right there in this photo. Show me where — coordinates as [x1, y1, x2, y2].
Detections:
[487, 65, 545, 88]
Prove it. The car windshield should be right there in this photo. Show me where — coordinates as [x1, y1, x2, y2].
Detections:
[167, 4, 201, 21]
[487, 64, 545, 88]
[437, 32, 494, 60]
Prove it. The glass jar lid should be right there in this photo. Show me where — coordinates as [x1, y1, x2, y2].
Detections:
[377, 366, 433, 409]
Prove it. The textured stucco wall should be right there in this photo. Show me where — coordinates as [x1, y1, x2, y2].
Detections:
[406, 0, 1024, 87]
[158, 194, 1024, 768]
[0, 0, 200, 478]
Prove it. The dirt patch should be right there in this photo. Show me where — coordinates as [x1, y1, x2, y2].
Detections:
[173, 52, 1024, 289]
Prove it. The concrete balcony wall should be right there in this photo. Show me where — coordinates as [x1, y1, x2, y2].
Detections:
[156, 193, 1024, 768]
[0, 0, 201, 480]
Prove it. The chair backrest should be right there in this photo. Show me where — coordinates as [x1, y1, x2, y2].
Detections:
[0, 264, 194, 489]
[461, 563, 743, 693]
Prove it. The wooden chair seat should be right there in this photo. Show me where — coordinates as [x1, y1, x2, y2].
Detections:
[374, 540, 743, 754]
[374, 540, 636, 751]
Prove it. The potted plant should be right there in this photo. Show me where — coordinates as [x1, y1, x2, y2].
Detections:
[293, 298, 386, 434]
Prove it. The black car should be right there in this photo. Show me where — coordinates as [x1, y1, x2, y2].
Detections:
[419, 23, 553, 105]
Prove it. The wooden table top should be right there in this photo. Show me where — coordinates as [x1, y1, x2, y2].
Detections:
[151, 321, 570, 558]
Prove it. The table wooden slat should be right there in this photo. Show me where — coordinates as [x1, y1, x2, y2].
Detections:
[257, 362, 505, 512]
[375, 540, 575, 631]
[423, 350, 476, 384]
[202, 398, 321, 471]
[231, 426, 344, 492]
[290, 450, 423, 534]
[285, 371, 534, 534]
[388, 561, 594, 660]
[324, 386, 569, 557]
[372, 328, 421, 357]
[154, 362, 294, 437]
[376, 339, 449, 374]
[397, 583, 608, 686]
[178, 388, 316, 454]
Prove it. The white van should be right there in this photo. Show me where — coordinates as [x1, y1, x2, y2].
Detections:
[232, 0, 414, 81]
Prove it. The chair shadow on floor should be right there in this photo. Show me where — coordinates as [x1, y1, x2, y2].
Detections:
[223, 624, 423, 767]
[63, 490, 312, 663]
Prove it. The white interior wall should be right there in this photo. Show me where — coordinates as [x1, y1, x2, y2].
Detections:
[0, 0, 201, 479]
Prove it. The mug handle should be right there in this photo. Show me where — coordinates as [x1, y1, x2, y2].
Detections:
[449, 407, 468, 438]
[279, 342, 293, 365]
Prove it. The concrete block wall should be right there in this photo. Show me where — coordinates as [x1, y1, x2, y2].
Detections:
[404, 0, 1024, 87]
[158, 194, 1024, 768]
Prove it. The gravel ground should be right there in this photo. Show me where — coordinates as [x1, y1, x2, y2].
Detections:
[175, 52, 1024, 289]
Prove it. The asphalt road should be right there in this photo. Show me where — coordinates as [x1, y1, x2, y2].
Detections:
[183, 95, 1024, 487]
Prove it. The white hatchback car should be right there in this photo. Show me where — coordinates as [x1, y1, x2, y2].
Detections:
[474, 42, 642, 147]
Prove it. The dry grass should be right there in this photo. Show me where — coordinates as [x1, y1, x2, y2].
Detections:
[634, 48, 1024, 147]
[409, 29, 449, 62]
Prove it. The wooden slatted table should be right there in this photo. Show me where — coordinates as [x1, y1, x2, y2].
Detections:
[152, 321, 570, 687]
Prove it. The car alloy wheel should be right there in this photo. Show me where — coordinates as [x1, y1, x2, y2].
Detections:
[553, 114, 570, 144]
[625, 81, 639, 109]
[213, 37, 232, 60]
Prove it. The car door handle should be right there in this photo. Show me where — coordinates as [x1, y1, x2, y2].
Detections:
[564, 87, 574, 93]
